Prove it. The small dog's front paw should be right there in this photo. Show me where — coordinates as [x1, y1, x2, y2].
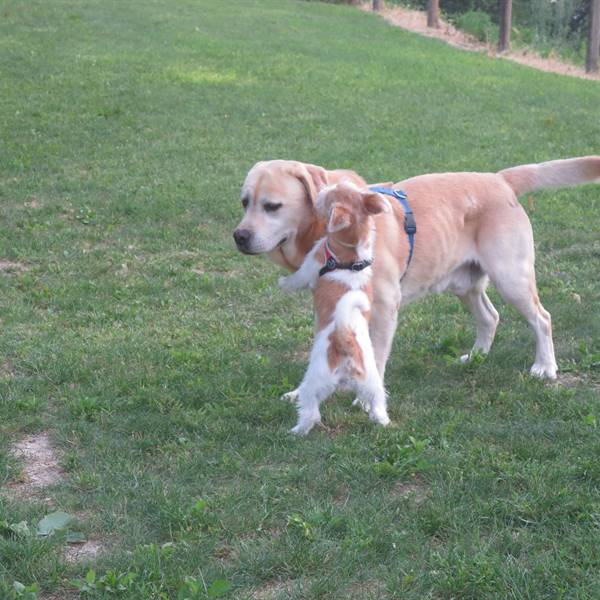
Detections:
[279, 275, 308, 294]
[369, 410, 390, 427]
[352, 397, 370, 412]
[281, 389, 299, 403]
[290, 419, 320, 436]
[278, 276, 297, 293]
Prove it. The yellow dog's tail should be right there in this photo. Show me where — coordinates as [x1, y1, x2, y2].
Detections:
[499, 156, 600, 197]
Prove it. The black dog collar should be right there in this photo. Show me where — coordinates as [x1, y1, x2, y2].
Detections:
[318, 241, 373, 277]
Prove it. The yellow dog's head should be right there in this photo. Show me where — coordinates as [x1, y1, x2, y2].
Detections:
[234, 160, 366, 269]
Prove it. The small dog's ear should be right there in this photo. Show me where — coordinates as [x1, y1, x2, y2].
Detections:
[362, 192, 391, 215]
[315, 187, 334, 219]
[327, 204, 352, 232]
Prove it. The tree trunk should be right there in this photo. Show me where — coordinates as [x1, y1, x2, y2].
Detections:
[498, 0, 512, 53]
[586, 0, 600, 73]
[427, 0, 440, 29]
[372, 0, 381, 11]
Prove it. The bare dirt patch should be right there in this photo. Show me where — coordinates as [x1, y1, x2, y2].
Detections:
[392, 478, 429, 505]
[363, 4, 600, 82]
[344, 580, 388, 599]
[39, 591, 79, 600]
[558, 372, 585, 388]
[556, 371, 600, 392]
[7, 432, 63, 496]
[253, 578, 306, 600]
[24, 198, 40, 209]
[0, 259, 28, 275]
[192, 267, 241, 278]
[0, 361, 17, 378]
[64, 539, 104, 563]
[332, 483, 351, 507]
[213, 542, 234, 563]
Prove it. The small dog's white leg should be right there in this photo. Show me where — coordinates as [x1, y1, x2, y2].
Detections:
[290, 382, 333, 435]
[289, 328, 336, 435]
[281, 388, 299, 403]
[355, 285, 399, 411]
[352, 396, 370, 412]
[355, 320, 390, 427]
[278, 247, 322, 294]
[365, 385, 390, 427]
[279, 274, 308, 294]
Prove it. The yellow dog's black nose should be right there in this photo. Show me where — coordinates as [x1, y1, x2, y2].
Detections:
[233, 228, 251, 249]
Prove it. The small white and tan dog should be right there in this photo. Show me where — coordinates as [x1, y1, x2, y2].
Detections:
[278, 182, 391, 435]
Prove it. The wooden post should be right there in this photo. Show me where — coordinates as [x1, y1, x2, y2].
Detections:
[498, 0, 512, 53]
[586, 0, 600, 73]
[427, 0, 440, 29]
[372, 0, 381, 11]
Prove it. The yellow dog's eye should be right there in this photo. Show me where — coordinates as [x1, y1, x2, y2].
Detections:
[241, 197, 249, 209]
[264, 202, 282, 213]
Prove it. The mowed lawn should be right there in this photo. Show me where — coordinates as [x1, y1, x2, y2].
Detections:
[1, 0, 599, 598]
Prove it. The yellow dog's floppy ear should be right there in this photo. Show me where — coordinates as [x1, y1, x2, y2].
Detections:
[327, 204, 352, 233]
[290, 163, 328, 207]
[362, 191, 391, 215]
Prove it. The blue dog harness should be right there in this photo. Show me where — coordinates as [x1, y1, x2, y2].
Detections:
[369, 187, 416, 280]
[316, 186, 416, 280]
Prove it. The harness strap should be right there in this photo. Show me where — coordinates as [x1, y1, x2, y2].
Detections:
[368, 186, 416, 280]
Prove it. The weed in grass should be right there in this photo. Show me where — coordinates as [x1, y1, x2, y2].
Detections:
[286, 513, 315, 542]
[73, 569, 138, 595]
[8, 581, 39, 600]
[68, 397, 105, 422]
[372, 432, 431, 478]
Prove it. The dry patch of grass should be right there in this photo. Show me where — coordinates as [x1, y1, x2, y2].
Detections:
[558, 372, 586, 388]
[344, 579, 388, 599]
[252, 578, 306, 600]
[556, 372, 600, 392]
[192, 266, 241, 278]
[0, 361, 17, 379]
[64, 539, 105, 564]
[0, 260, 28, 275]
[332, 484, 351, 507]
[39, 592, 79, 600]
[6, 433, 108, 564]
[6, 432, 63, 496]
[392, 478, 429, 505]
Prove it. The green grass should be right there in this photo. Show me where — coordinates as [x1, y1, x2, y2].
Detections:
[1, 0, 599, 598]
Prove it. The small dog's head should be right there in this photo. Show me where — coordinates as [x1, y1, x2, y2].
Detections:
[316, 181, 390, 248]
